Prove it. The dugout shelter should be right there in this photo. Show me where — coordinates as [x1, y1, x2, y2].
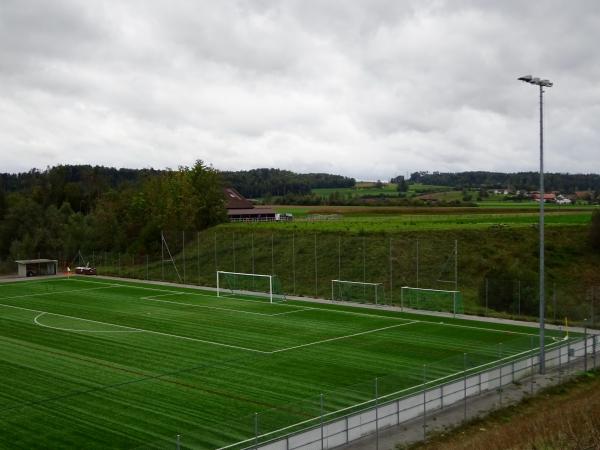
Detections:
[15, 259, 58, 277]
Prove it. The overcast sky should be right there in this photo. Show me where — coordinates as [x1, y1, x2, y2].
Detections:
[1, 0, 599, 180]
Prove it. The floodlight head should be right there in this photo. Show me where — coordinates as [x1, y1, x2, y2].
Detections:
[518, 75, 533, 82]
[541, 79, 553, 87]
[531, 77, 541, 84]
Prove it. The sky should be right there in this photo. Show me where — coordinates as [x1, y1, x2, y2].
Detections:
[1, 0, 599, 180]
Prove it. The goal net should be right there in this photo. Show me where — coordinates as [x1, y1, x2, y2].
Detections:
[216, 271, 286, 303]
[401, 286, 463, 316]
[331, 279, 385, 305]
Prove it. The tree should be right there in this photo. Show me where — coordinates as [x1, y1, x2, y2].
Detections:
[590, 210, 600, 251]
[394, 176, 408, 193]
[188, 160, 227, 230]
[0, 186, 5, 220]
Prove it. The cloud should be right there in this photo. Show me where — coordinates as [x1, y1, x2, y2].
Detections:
[1, 0, 599, 179]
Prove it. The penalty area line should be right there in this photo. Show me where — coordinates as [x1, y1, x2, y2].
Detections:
[270, 321, 419, 354]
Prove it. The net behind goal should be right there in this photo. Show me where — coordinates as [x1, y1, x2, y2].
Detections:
[216, 271, 286, 303]
[401, 286, 463, 316]
[331, 280, 385, 305]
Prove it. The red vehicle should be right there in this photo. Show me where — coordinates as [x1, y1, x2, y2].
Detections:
[75, 266, 97, 275]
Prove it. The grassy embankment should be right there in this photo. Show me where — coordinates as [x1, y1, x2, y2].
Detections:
[407, 370, 600, 450]
[99, 207, 600, 325]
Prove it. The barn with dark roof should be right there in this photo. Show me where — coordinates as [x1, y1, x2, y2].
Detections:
[224, 187, 276, 221]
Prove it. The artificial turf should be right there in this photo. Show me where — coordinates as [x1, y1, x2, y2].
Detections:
[0, 276, 569, 449]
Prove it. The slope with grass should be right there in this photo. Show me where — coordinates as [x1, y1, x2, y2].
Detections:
[408, 370, 600, 450]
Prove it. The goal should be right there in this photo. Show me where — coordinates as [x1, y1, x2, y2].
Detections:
[331, 279, 385, 305]
[400, 286, 463, 316]
[216, 271, 286, 303]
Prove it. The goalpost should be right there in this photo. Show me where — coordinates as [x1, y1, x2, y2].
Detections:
[401, 286, 463, 316]
[216, 271, 286, 303]
[331, 279, 385, 305]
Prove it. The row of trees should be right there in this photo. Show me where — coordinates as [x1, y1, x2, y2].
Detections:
[221, 168, 355, 198]
[408, 171, 600, 193]
[0, 164, 358, 264]
[0, 161, 225, 263]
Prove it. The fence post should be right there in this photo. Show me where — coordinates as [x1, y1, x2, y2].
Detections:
[591, 287, 596, 328]
[214, 232, 218, 274]
[314, 233, 318, 297]
[567, 340, 571, 376]
[375, 377, 379, 450]
[594, 334, 597, 370]
[232, 232, 236, 273]
[389, 238, 393, 306]
[180, 231, 184, 283]
[558, 342, 562, 382]
[553, 282, 557, 322]
[146, 255, 149, 280]
[584, 327, 588, 372]
[485, 278, 488, 316]
[197, 231, 200, 285]
[320, 393, 324, 450]
[338, 235, 341, 281]
[176, 434, 180, 450]
[254, 412, 259, 449]
[530, 335, 535, 395]
[463, 353, 467, 421]
[292, 232, 296, 295]
[518, 279, 521, 317]
[422, 365, 427, 440]
[416, 239, 420, 288]
[498, 343, 503, 404]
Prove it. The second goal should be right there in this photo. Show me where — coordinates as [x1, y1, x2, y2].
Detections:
[331, 279, 385, 305]
[401, 286, 463, 316]
[216, 271, 286, 303]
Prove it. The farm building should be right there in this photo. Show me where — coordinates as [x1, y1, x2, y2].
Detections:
[224, 187, 276, 221]
[15, 259, 58, 277]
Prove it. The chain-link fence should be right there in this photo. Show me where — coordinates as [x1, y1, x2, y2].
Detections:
[62, 228, 598, 327]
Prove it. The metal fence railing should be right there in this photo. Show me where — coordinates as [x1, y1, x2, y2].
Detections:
[209, 334, 598, 450]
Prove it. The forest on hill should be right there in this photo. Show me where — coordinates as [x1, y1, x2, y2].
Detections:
[0, 161, 225, 263]
[0, 164, 354, 263]
[408, 171, 600, 192]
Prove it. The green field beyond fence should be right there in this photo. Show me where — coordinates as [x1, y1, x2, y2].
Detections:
[0, 277, 572, 449]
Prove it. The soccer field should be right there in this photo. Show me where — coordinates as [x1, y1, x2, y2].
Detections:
[0, 277, 569, 449]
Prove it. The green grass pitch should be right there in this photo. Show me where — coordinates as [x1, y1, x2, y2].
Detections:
[0, 276, 569, 449]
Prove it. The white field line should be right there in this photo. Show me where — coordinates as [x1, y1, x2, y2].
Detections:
[217, 338, 570, 450]
[0, 278, 69, 287]
[269, 308, 314, 316]
[139, 293, 310, 317]
[0, 302, 269, 354]
[33, 312, 143, 333]
[270, 321, 419, 354]
[63, 277, 303, 308]
[0, 285, 119, 300]
[26, 278, 548, 338]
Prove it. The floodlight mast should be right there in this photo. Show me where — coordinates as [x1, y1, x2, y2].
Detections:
[518, 74, 553, 374]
